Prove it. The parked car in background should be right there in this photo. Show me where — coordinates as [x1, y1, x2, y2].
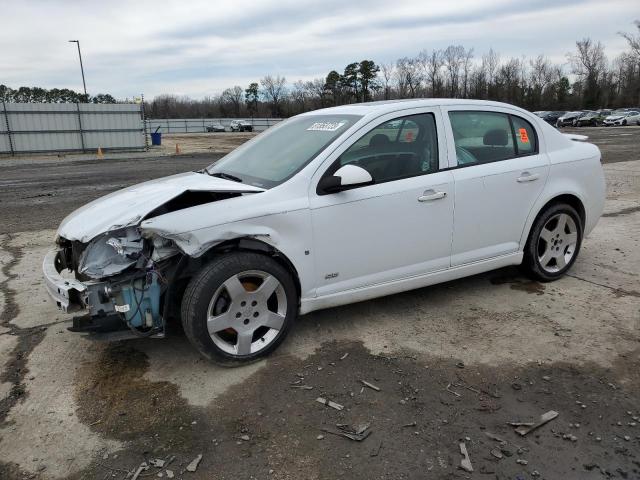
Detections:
[206, 123, 226, 132]
[574, 110, 611, 127]
[43, 99, 605, 363]
[603, 110, 640, 126]
[230, 120, 254, 132]
[533, 111, 548, 117]
[556, 111, 587, 127]
[539, 111, 565, 126]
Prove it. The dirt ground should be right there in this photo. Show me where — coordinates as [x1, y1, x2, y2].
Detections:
[0, 126, 639, 480]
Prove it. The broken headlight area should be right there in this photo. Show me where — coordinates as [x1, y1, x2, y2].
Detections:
[78, 228, 145, 279]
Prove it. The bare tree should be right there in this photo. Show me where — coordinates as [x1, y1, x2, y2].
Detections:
[443, 45, 466, 97]
[380, 62, 394, 100]
[395, 57, 423, 98]
[221, 85, 244, 116]
[419, 49, 443, 97]
[568, 38, 607, 107]
[482, 48, 500, 97]
[619, 20, 640, 59]
[461, 48, 475, 98]
[260, 75, 287, 116]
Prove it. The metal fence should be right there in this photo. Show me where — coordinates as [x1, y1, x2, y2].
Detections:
[147, 117, 283, 134]
[0, 102, 146, 155]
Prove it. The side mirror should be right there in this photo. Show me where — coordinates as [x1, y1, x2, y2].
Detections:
[317, 165, 373, 194]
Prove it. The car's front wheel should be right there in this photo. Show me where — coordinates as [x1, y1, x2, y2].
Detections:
[181, 252, 297, 364]
[522, 203, 583, 282]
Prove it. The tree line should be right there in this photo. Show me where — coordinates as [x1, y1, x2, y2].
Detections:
[3, 21, 639, 118]
[0, 85, 116, 104]
[146, 22, 640, 119]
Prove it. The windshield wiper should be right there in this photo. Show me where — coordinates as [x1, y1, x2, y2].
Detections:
[210, 172, 243, 183]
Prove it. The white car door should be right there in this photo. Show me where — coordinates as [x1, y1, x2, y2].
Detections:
[443, 108, 549, 266]
[309, 109, 454, 297]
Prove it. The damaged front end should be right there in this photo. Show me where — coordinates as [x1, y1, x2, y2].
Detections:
[44, 227, 180, 339]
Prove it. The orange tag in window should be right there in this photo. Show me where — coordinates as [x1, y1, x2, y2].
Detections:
[519, 128, 529, 143]
[405, 131, 414, 142]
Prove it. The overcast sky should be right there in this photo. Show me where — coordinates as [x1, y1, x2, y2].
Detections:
[1, 0, 638, 99]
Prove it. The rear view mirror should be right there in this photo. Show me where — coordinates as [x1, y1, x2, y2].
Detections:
[317, 164, 373, 194]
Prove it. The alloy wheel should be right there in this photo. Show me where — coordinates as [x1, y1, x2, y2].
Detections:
[536, 213, 578, 273]
[206, 270, 287, 356]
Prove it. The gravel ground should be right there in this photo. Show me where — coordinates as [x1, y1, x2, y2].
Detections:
[0, 126, 638, 480]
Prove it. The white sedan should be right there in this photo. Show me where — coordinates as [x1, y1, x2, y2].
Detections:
[43, 99, 606, 363]
[603, 110, 640, 126]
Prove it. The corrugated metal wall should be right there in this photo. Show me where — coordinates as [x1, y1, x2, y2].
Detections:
[147, 117, 283, 134]
[0, 102, 146, 155]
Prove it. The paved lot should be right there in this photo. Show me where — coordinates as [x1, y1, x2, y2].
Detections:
[0, 126, 639, 479]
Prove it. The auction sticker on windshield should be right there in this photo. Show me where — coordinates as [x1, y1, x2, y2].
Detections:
[307, 121, 347, 131]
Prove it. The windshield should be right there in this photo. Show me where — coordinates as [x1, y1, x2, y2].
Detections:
[207, 114, 361, 188]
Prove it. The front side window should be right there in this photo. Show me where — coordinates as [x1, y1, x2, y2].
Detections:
[449, 111, 537, 166]
[332, 113, 439, 184]
[207, 114, 361, 188]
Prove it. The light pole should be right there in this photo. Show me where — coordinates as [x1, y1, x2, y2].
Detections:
[68, 40, 87, 99]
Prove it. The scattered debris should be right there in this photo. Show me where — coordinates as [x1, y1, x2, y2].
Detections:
[511, 382, 522, 391]
[446, 383, 461, 397]
[459, 442, 473, 472]
[402, 421, 417, 427]
[562, 433, 578, 442]
[513, 410, 559, 436]
[484, 432, 505, 443]
[316, 397, 344, 411]
[542, 375, 551, 382]
[490, 448, 503, 459]
[166, 470, 174, 479]
[291, 385, 314, 390]
[149, 459, 165, 468]
[240, 435, 250, 441]
[186, 454, 203, 472]
[516, 459, 529, 465]
[131, 462, 149, 480]
[316, 434, 324, 440]
[361, 379, 381, 391]
[322, 423, 371, 442]
[340, 352, 349, 360]
[456, 362, 465, 369]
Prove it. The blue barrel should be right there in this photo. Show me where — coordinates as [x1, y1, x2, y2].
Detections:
[151, 132, 162, 145]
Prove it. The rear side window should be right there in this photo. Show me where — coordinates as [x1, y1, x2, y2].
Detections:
[511, 115, 537, 155]
[449, 111, 515, 165]
[448, 111, 538, 166]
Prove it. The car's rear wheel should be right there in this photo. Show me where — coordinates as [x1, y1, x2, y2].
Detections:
[181, 252, 297, 364]
[522, 203, 582, 282]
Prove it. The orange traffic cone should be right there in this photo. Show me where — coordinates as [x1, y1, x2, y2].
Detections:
[175, 143, 181, 155]
[97, 147, 104, 159]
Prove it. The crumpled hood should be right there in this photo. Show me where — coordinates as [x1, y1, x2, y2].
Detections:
[57, 171, 264, 242]
[605, 115, 623, 121]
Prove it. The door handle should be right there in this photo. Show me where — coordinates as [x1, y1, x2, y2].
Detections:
[418, 190, 447, 202]
[517, 172, 540, 183]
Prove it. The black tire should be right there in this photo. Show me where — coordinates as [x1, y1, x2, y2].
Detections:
[521, 203, 583, 282]
[181, 252, 297, 365]
[622, 120, 627, 126]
